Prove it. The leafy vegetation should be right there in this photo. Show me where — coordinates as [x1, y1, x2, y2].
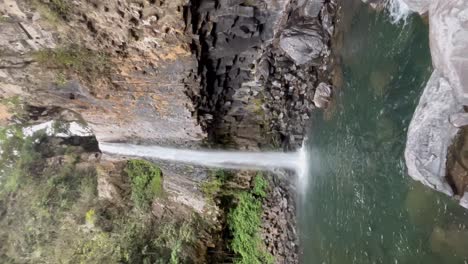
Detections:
[227, 173, 273, 264]
[252, 172, 269, 198]
[0, 15, 9, 23]
[0, 126, 101, 262]
[85, 209, 96, 226]
[125, 159, 163, 210]
[202, 169, 228, 203]
[228, 192, 272, 264]
[0, 127, 41, 195]
[30, 0, 70, 22]
[201, 170, 272, 263]
[0, 125, 202, 263]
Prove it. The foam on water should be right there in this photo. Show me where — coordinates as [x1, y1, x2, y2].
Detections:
[297, 145, 309, 194]
[100, 142, 305, 173]
[385, 0, 412, 23]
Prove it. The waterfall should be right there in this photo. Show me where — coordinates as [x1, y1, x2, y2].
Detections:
[100, 142, 307, 174]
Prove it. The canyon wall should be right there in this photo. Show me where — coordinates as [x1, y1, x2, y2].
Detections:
[0, 0, 337, 262]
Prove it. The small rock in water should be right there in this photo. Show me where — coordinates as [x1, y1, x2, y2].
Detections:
[313, 82, 332, 108]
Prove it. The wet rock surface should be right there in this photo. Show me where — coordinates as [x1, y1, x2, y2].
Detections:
[279, 21, 325, 65]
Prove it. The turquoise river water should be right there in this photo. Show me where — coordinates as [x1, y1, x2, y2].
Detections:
[300, 1, 468, 263]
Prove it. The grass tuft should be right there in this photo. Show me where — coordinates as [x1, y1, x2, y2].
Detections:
[227, 173, 273, 264]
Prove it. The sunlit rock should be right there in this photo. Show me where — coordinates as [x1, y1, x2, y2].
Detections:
[405, 70, 462, 197]
[313, 82, 332, 108]
[427, 0, 468, 106]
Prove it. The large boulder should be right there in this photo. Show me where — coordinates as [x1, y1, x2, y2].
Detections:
[279, 21, 325, 65]
[313, 82, 332, 108]
[405, 70, 462, 197]
[427, 0, 468, 105]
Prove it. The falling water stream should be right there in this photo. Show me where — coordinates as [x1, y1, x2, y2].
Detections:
[98, 1, 468, 263]
[100, 142, 306, 173]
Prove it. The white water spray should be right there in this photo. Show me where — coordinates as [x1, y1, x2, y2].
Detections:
[385, 0, 412, 23]
[100, 142, 308, 175]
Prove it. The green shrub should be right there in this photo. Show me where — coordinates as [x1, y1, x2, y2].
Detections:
[125, 159, 163, 209]
[227, 191, 273, 264]
[153, 220, 195, 264]
[251, 173, 268, 198]
[0, 127, 42, 195]
[202, 177, 222, 201]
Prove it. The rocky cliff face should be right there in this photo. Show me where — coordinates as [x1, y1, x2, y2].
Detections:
[186, 1, 336, 262]
[0, 0, 210, 215]
[2, 0, 204, 145]
[188, 0, 336, 150]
